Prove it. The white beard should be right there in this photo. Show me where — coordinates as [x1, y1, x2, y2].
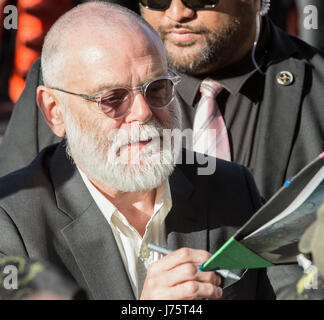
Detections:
[64, 101, 182, 192]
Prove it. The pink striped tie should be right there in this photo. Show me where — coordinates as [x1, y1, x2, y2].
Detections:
[193, 79, 231, 161]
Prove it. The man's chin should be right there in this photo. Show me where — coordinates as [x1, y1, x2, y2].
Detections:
[96, 162, 174, 193]
[166, 46, 206, 71]
[114, 154, 165, 167]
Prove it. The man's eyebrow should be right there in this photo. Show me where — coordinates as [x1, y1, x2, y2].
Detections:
[89, 83, 121, 96]
[89, 71, 169, 96]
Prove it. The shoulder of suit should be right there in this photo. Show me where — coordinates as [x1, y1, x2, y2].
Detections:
[0, 144, 58, 201]
[177, 149, 247, 182]
[270, 22, 324, 68]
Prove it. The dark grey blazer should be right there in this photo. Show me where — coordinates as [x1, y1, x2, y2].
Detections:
[0, 143, 274, 299]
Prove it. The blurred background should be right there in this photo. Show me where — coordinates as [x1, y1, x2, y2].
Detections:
[0, 0, 323, 140]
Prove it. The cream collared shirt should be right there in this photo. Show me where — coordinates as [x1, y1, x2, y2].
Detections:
[78, 168, 172, 299]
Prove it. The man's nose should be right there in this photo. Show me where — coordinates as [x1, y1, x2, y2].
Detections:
[165, 0, 195, 22]
[124, 92, 152, 124]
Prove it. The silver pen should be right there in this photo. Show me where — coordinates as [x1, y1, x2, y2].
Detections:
[148, 243, 240, 281]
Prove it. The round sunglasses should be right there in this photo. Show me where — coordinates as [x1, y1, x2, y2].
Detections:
[49, 71, 181, 119]
[139, 0, 219, 11]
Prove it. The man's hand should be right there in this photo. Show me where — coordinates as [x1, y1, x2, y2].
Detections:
[140, 248, 223, 300]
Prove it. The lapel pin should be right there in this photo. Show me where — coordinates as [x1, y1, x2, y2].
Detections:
[277, 71, 294, 86]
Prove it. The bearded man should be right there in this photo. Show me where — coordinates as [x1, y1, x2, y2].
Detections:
[0, 2, 274, 300]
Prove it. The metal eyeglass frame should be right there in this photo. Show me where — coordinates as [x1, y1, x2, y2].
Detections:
[48, 70, 181, 119]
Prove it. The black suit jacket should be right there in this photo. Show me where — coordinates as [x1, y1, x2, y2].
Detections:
[0, 143, 274, 299]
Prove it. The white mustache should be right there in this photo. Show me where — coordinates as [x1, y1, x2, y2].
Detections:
[107, 121, 164, 155]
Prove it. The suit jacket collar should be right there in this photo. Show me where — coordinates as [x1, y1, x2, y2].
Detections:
[253, 54, 308, 198]
[49, 144, 204, 299]
[167, 160, 205, 250]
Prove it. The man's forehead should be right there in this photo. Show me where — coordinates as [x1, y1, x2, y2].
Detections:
[68, 21, 165, 62]
[63, 34, 167, 92]
[78, 34, 165, 67]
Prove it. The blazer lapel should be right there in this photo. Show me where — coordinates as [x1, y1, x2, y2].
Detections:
[61, 203, 135, 299]
[252, 21, 309, 198]
[50, 144, 135, 299]
[166, 165, 207, 252]
[253, 57, 307, 199]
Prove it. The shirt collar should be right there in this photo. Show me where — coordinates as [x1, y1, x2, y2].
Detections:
[77, 167, 172, 224]
[177, 16, 271, 106]
[78, 167, 116, 222]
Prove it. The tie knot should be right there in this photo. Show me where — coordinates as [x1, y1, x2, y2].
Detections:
[200, 79, 222, 98]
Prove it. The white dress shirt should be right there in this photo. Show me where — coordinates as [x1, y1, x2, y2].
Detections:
[78, 168, 172, 298]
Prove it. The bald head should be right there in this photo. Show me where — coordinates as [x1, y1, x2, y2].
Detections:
[41, 1, 165, 87]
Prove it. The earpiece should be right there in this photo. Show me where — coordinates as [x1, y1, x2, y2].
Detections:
[260, 0, 271, 16]
[251, 0, 271, 74]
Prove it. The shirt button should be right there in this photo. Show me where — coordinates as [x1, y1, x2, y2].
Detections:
[140, 247, 150, 259]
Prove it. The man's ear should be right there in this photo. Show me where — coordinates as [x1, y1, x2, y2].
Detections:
[36, 86, 66, 137]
